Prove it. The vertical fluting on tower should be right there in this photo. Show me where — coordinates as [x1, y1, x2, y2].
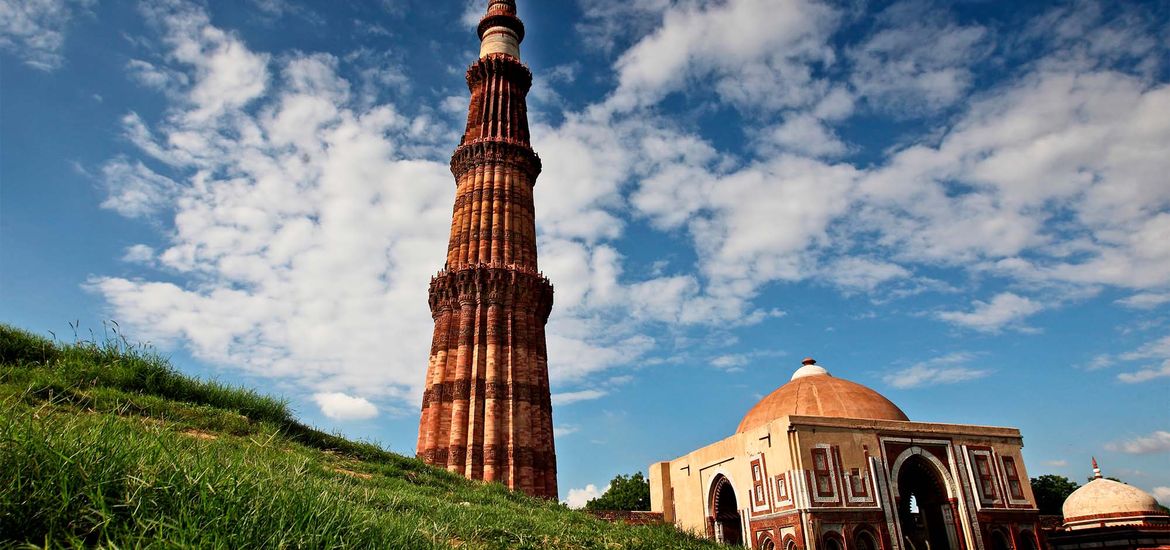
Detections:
[416, 0, 557, 500]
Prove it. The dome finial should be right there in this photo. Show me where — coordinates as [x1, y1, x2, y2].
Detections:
[792, 357, 829, 380]
[1091, 456, 1102, 479]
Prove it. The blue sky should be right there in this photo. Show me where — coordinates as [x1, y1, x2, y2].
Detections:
[2, 0, 1168, 507]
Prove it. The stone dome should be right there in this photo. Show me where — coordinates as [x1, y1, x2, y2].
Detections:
[736, 359, 908, 433]
[1063, 461, 1169, 529]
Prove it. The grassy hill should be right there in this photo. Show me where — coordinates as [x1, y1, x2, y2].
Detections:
[0, 324, 716, 549]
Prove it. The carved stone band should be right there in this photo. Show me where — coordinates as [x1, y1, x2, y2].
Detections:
[428, 266, 554, 320]
[450, 139, 542, 182]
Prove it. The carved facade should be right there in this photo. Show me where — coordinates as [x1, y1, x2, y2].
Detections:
[416, 0, 557, 500]
[650, 360, 1042, 549]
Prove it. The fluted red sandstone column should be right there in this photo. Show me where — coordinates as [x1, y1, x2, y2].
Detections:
[416, 0, 557, 500]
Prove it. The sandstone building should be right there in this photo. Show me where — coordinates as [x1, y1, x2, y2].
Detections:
[1047, 459, 1170, 550]
[650, 359, 1042, 549]
[416, 0, 557, 500]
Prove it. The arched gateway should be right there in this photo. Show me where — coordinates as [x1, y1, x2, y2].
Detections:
[895, 454, 958, 550]
[709, 474, 743, 545]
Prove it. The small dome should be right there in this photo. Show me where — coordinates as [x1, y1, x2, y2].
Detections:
[1063, 466, 1168, 529]
[736, 359, 908, 433]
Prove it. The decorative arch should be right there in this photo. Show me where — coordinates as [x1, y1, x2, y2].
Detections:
[1018, 530, 1038, 550]
[757, 534, 777, 550]
[888, 446, 958, 499]
[782, 533, 800, 550]
[890, 448, 960, 550]
[822, 531, 845, 550]
[853, 524, 880, 550]
[704, 468, 739, 515]
[708, 474, 743, 546]
[988, 528, 1012, 550]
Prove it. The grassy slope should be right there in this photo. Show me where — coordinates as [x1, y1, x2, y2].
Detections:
[0, 325, 716, 549]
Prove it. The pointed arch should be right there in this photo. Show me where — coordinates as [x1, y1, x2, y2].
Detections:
[890, 447, 961, 550]
[708, 474, 743, 545]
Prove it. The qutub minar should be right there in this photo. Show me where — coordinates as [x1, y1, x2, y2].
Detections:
[416, 0, 557, 499]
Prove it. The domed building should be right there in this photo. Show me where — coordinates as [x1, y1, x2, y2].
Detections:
[649, 359, 1042, 549]
[1047, 459, 1170, 550]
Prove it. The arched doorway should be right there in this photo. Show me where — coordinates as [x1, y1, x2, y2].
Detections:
[709, 475, 743, 545]
[854, 528, 879, 550]
[1018, 530, 1038, 550]
[759, 536, 776, 550]
[896, 454, 957, 550]
[989, 529, 1012, 550]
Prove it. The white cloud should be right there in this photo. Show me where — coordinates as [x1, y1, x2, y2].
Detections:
[126, 59, 188, 91]
[0, 0, 92, 71]
[563, 483, 608, 509]
[634, 152, 859, 305]
[532, 115, 632, 243]
[529, 110, 809, 359]
[606, 0, 840, 113]
[860, 70, 1170, 289]
[1043, 459, 1068, 468]
[1121, 335, 1170, 361]
[574, 0, 670, 54]
[1118, 364, 1170, 384]
[759, 114, 846, 158]
[711, 354, 748, 371]
[1153, 486, 1170, 506]
[599, 5, 1170, 333]
[313, 392, 379, 421]
[823, 257, 911, 293]
[937, 293, 1042, 333]
[1117, 335, 1170, 384]
[1023, 1, 1163, 74]
[554, 425, 579, 438]
[883, 352, 991, 389]
[551, 389, 607, 406]
[99, 157, 181, 218]
[848, 0, 988, 114]
[247, 0, 322, 24]
[1082, 354, 1112, 371]
[1105, 431, 1170, 454]
[459, 0, 481, 28]
[122, 244, 155, 264]
[711, 350, 784, 372]
[141, 0, 271, 123]
[1083, 335, 1170, 383]
[1116, 293, 1170, 310]
[92, 4, 453, 403]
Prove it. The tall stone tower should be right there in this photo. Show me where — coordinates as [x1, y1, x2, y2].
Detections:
[416, 0, 557, 500]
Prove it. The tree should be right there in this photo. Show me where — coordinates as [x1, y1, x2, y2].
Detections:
[1031, 475, 1079, 515]
[585, 472, 651, 511]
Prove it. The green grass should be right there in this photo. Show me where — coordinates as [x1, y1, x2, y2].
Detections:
[0, 324, 716, 549]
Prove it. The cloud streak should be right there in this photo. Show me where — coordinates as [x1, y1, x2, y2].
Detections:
[937, 293, 1042, 333]
[0, 0, 93, 71]
[883, 352, 991, 389]
[552, 390, 607, 406]
[1106, 431, 1170, 454]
